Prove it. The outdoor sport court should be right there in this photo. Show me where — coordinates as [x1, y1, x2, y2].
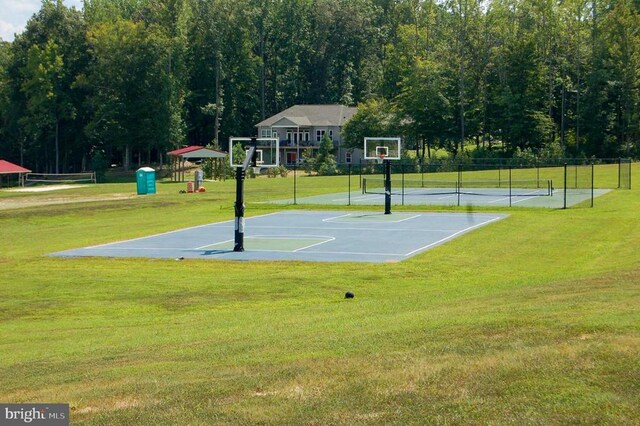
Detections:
[52, 210, 507, 263]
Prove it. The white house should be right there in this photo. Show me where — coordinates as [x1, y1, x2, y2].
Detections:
[255, 104, 361, 166]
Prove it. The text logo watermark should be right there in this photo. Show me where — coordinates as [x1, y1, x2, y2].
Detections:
[0, 404, 69, 426]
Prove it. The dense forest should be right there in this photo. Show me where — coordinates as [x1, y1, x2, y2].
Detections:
[0, 0, 638, 173]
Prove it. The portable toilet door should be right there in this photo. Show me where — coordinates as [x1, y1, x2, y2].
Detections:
[136, 167, 156, 195]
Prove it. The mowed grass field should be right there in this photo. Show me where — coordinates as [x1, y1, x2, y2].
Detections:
[1, 164, 639, 425]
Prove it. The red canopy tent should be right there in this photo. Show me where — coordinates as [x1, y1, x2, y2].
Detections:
[0, 160, 31, 187]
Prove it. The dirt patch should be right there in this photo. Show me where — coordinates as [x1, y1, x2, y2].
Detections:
[7, 184, 88, 192]
[0, 193, 136, 210]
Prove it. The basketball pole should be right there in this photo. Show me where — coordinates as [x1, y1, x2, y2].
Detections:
[384, 159, 391, 215]
[233, 166, 246, 252]
[233, 138, 257, 252]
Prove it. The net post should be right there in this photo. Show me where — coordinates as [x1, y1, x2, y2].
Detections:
[384, 159, 391, 215]
[233, 166, 246, 252]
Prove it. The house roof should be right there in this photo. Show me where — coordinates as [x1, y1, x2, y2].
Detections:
[0, 159, 31, 174]
[256, 105, 358, 128]
[167, 146, 227, 159]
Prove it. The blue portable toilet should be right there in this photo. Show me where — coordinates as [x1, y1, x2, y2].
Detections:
[136, 167, 156, 195]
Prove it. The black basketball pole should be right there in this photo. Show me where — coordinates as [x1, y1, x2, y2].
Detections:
[233, 138, 257, 252]
[233, 166, 246, 252]
[384, 159, 391, 214]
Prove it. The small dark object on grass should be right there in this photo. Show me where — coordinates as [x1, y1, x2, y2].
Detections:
[345, 291, 354, 299]
[176, 256, 184, 261]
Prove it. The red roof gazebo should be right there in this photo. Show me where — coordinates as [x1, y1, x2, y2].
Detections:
[0, 160, 31, 187]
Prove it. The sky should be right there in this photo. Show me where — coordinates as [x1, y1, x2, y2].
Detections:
[0, 0, 83, 42]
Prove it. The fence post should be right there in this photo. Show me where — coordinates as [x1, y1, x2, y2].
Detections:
[401, 163, 405, 206]
[509, 166, 512, 207]
[591, 162, 594, 208]
[293, 164, 297, 205]
[618, 157, 621, 189]
[348, 163, 351, 206]
[563, 163, 567, 209]
[457, 164, 462, 207]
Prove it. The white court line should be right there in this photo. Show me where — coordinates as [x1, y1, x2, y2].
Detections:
[322, 213, 352, 222]
[83, 211, 281, 249]
[299, 250, 405, 257]
[404, 216, 505, 256]
[196, 235, 335, 252]
[195, 239, 233, 250]
[224, 224, 455, 233]
[294, 236, 335, 252]
[322, 213, 422, 223]
[83, 247, 190, 251]
[487, 189, 549, 205]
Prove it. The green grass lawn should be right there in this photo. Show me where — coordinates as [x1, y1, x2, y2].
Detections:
[1, 165, 639, 424]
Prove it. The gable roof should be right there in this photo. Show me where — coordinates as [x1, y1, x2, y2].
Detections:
[256, 105, 358, 128]
[167, 146, 205, 156]
[167, 146, 227, 159]
[0, 159, 31, 174]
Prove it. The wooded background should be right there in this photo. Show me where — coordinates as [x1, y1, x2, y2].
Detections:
[0, 0, 638, 173]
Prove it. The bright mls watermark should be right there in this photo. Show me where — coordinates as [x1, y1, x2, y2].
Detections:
[0, 404, 69, 426]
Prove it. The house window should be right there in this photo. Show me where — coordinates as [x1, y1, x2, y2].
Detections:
[345, 152, 352, 164]
[329, 130, 333, 140]
[260, 129, 278, 138]
[316, 130, 325, 142]
[303, 131, 310, 142]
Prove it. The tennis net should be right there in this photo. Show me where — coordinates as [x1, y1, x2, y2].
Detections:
[362, 178, 553, 197]
[24, 172, 97, 185]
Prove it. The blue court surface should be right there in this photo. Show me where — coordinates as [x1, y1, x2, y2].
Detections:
[52, 210, 508, 263]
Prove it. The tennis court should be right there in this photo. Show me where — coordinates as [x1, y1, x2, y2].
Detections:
[273, 182, 610, 208]
[52, 210, 507, 263]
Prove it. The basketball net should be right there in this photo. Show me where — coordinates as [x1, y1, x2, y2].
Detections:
[377, 153, 386, 164]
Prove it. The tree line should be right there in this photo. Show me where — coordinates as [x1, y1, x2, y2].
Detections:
[0, 0, 638, 174]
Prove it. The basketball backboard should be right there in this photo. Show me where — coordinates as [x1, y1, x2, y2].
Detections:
[229, 137, 280, 168]
[364, 137, 402, 160]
